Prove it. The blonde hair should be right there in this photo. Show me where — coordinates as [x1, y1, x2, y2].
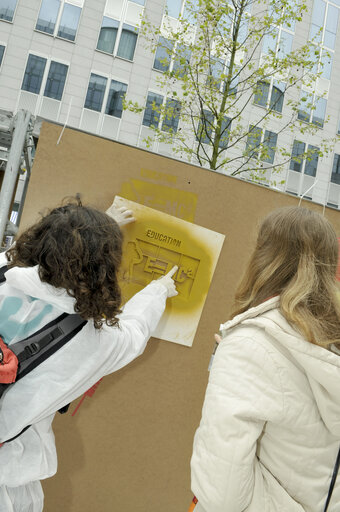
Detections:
[232, 206, 340, 348]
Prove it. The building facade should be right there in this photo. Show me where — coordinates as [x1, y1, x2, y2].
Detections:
[0, 0, 340, 208]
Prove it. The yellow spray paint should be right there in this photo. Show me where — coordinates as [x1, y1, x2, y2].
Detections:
[114, 196, 225, 346]
[119, 179, 197, 222]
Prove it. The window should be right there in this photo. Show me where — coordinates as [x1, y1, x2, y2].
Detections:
[165, 0, 199, 22]
[97, 17, 119, 54]
[304, 145, 319, 176]
[117, 24, 138, 60]
[153, 37, 173, 72]
[35, 0, 82, 42]
[246, 126, 262, 159]
[97, 19, 138, 61]
[153, 37, 191, 77]
[143, 92, 164, 128]
[84, 74, 107, 112]
[84, 73, 127, 119]
[161, 98, 181, 132]
[22, 55, 47, 95]
[262, 131, 278, 163]
[197, 110, 214, 144]
[172, 43, 191, 77]
[0, 0, 17, 22]
[245, 126, 277, 163]
[207, 58, 239, 96]
[262, 26, 294, 58]
[310, 0, 339, 49]
[331, 153, 340, 184]
[298, 91, 327, 127]
[96, 0, 142, 61]
[309, 0, 339, 82]
[57, 2, 81, 41]
[254, 80, 285, 113]
[21, 54, 68, 100]
[196, 112, 231, 148]
[166, 0, 182, 18]
[44, 61, 68, 100]
[218, 116, 231, 149]
[290, 140, 319, 176]
[0, 45, 5, 67]
[290, 140, 305, 172]
[105, 80, 127, 117]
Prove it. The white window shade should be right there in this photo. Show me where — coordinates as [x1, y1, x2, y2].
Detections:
[315, 77, 330, 98]
[105, 0, 124, 20]
[80, 109, 100, 133]
[125, 1, 143, 27]
[329, 182, 340, 205]
[17, 91, 39, 115]
[101, 116, 120, 140]
[66, 0, 84, 7]
[286, 170, 301, 194]
[161, 15, 179, 38]
[40, 97, 61, 120]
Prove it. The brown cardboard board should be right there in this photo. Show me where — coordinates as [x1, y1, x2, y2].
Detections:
[19, 122, 340, 512]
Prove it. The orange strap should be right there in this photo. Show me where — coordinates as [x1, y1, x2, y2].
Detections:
[188, 496, 198, 511]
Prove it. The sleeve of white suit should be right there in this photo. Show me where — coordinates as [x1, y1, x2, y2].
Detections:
[190, 335, 284, 512]
[0, 280, 170, 444]
[102, 280, 169, 374]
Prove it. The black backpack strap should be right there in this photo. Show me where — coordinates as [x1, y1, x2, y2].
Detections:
[0, 265, 8, 284]
[11, 313, 87, 380]
[1, 313, 87, 445]
[324, 446, 340, 512]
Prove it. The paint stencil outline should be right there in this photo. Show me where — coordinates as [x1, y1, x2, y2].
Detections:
[125, 238, 200, 301]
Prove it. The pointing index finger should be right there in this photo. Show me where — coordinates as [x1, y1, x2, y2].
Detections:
[167, 265, 178, 278]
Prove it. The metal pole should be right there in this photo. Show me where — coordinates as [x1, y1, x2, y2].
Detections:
[16, 135, 34, 227]
[0, 110, 33, 246]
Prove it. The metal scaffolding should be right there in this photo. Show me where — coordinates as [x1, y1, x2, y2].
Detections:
[0, 110, 35, 249]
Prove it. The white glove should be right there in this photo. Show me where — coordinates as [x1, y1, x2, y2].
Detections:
[106, 204, 135, 226]
[156, 265, 178, 298]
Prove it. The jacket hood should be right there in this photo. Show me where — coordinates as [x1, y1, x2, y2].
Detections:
[4, 264, 76, 314]
[220, 298, 340, 436]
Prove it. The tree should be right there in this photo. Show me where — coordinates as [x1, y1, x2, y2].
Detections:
[125, 0, 335, 185]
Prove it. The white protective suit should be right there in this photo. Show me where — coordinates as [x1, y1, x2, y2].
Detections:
[191, 297, 340, 512]
[0, 253, 169, 511]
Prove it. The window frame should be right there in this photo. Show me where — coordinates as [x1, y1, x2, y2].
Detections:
[20, 52, 69, 103]
[142, 90, 164, 129]
[297, 90, 327, 128]
[161, 97, 181, 133]
[0, 0, 18, 23]
[289, 139, 320, 177]
[254, 79, 285, 113]
[83, 70, 128, 120]
[196, 110, 232, 149]
[35, 0, 83, 43]
[261, 8, 295, 60]
[245, 125, 278, 164]
[0, 42, 6, 69]
[331, 152, 340, 185]
[153, 36, 191, 77]
[164, 0, 199, 22]
[309, 0, 339, 82]
[95, 0, 142, 62]
[141, 90, 182, 134]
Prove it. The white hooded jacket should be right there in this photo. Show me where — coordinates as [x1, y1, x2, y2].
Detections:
[191, 297, 340, 512]
[0, 252, 168, 487]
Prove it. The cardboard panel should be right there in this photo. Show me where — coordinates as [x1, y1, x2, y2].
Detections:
[20, 122, 340, 512]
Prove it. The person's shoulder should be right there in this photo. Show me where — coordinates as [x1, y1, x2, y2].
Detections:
[217, 323, 285, 374]
[0, 250, 8, 267]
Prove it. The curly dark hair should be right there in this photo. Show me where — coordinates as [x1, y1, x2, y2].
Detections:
[6, 199, 123, 329]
